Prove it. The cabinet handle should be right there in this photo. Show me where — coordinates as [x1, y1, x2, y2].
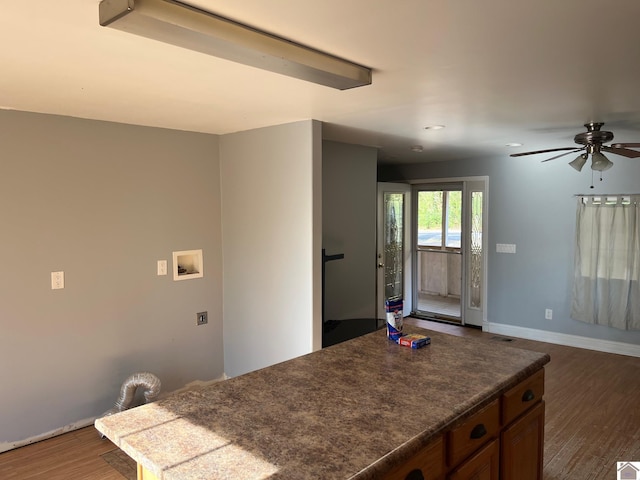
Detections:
[522, 389, 535, 402]
[405, 469, 424, 480]
[470, 423, 487, 439]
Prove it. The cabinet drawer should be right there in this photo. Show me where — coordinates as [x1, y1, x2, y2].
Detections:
[383, 435, 444, 480]
[447, 399, 500, 467]
[501, 369, 544, 425]
[448, 438, 499, 480]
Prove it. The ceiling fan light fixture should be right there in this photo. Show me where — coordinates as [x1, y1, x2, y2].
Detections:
[590, 151, 613, 171]
[569, 153, 588, 172]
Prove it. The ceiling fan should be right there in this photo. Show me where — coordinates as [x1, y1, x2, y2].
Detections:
[510, 122, 640, 174]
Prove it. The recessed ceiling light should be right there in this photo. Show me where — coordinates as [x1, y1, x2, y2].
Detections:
[505, 142, 523, 147]
[424, 125, 445, 130]
[410, 145, 424, 152]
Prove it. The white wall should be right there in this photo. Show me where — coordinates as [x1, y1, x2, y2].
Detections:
[0, 110, 224, 451]
[322, 141, 377, 321]
[220, 120, 322, 378]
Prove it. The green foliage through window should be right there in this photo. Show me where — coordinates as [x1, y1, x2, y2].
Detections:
[417, 190, 462, 248]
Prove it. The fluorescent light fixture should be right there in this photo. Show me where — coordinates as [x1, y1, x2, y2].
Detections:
[99, 0, 372, 90]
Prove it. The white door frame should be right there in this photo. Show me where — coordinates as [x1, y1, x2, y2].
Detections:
[376, 183, 412, 320]
[407, 176, 488, 328]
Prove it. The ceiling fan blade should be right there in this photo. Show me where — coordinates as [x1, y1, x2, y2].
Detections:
[611, 143, 640, 148]
[541, 148, 585, 162]
[602, 145, 640, 158]
[509, 147, 578, 158]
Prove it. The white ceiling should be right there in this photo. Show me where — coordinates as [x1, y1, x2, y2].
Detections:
[3, 0, 640, 164]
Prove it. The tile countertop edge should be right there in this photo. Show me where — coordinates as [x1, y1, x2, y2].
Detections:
[349, 352, 550, 480]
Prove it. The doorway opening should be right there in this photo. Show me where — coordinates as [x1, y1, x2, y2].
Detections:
[412, 179, 486, 327]
[415, 185, 463, 322]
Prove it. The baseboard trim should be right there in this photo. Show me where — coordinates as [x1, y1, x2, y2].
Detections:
[0, 417, 96, 454]
[483, 322, 640, 358]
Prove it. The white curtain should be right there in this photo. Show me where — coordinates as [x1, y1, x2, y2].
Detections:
[571, 195, 640, 330]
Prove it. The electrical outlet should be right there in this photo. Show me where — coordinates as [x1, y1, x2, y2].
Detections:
[197, 311, 208, 325]
[51, 271, 64, 290]
[545, 309, 553, 320]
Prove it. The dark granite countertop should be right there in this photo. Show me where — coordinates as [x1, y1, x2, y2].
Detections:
[95, 326, 549, 479]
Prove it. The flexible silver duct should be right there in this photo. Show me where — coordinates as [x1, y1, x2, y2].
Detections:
[103, 372, 161, 417]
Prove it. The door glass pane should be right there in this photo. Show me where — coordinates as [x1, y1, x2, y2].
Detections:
[417, 191, 443, 247]
[415, 188, 462, 322]
[445, 191, 462, 248]
[384, 193, 403, 299]
[470, 191, 483, 308]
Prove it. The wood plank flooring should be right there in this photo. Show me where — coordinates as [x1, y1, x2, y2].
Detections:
[0, 426, 125, 479]
[1, 319, 638, 479]
[407, 318, 640, 480]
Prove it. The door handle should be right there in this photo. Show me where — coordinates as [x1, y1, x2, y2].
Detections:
[405, 469, 424, 480]
[470, 423, 487, 439]
[522, 389, 535, 402]
[378, 263, 384, 268]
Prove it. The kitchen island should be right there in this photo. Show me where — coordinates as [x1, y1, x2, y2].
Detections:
[95, 326, 549, 480]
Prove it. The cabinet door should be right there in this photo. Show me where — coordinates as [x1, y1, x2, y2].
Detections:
[501, 400, 545, 480]
[447, 439, 499, 480]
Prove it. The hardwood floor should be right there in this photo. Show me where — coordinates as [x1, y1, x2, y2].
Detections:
[407, 318, 640, 480]
[1, 319, 638, 479]
[0, 426, 125, 479]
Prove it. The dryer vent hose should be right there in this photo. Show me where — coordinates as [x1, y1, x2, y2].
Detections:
[104, 372, 161, 417]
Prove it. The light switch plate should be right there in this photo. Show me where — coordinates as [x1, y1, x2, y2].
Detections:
[496, 243, 516, 254]
[157, 260, 167, 276]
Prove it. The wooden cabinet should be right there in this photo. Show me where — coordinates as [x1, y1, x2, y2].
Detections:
[445, 400, 500, 480]
[379, 369, 545, 480]
[501, 401, 545, 480]
[137, 384, 543, 480]
[447, 400, 500, 468]
[384, 369, 545, 480]
[501, 368, 544, 426]
[500, 369, 545, 480]
[448, 439, 499, 480]
[384, 436, 445, 480]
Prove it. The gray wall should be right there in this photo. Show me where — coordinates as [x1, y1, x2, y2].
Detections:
[322, 141, 377, 321]
[380, 153, 640, 345]
[220, 121, 323, 378]
[0, 110, 224, 450]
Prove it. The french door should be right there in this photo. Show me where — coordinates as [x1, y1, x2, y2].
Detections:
[412, 179, 487, 327]
[376, 183, 412, 322]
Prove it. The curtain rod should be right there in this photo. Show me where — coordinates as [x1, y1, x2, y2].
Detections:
[574, 193, 640, 196]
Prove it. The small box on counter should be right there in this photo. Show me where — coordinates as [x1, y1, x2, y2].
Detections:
[397, 333, 431, 349]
